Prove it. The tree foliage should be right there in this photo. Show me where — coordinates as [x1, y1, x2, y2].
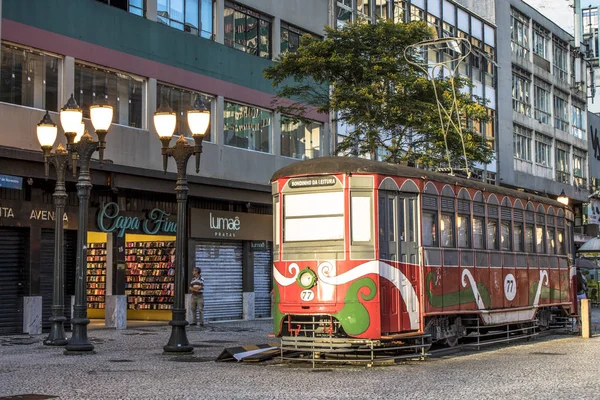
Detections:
[264, 20, 494, 170]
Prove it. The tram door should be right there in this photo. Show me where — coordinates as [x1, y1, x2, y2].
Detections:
[379, 191, 419, 333]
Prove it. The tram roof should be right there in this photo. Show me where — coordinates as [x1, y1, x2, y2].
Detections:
[271, 156, 565, 208]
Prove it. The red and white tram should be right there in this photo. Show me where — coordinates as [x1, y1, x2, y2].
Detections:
[271, 157, 575, 347]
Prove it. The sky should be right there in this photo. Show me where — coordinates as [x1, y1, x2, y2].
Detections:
[523, 0, 600, 35]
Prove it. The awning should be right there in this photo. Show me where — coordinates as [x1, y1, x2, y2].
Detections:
[575, 258, 600, 270]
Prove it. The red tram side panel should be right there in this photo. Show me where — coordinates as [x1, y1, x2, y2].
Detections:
[271, 157, 574, 345]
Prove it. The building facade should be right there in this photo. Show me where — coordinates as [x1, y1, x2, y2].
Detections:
[457, 0, 591, 244]
[0, 0, 329, 334]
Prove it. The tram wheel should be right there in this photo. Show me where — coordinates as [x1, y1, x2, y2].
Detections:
[444, 336, 459, 347]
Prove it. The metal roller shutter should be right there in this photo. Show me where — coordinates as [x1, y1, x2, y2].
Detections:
[195, 241, 243, 321]
[40, 229, 77, 331]
[253, 249, 272, 318]
[0, 228, 27, 334]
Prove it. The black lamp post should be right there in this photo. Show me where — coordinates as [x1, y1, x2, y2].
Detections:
[37, 111, 77, 346]
[58, 94, 113, 354]
[154, 96, 210, 354]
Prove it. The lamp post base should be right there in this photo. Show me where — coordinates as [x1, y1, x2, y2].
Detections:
[163, 309, 193, 354]
[65, 314, 94, 354]
[43, 315, 68, 346]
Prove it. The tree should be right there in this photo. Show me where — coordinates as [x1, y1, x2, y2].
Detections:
[264, 20, 494, 171]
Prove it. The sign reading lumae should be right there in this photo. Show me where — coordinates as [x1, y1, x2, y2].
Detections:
[97, 202, 177, 237]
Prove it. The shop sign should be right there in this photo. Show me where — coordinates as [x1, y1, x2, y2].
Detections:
[97, 202, 177, 238]
[589, 199, 600, 225]
[191, 209, 272, 241]
[0, 206, 15, 218]
[0, 174, 22, 190]
[289, 175, 336, 189]
[30, 209, 68, 222]
[250, 240, 268, 251]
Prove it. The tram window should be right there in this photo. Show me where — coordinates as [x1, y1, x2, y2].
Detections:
[351, 194, 372, 243]
[422, 211, 438, 246]
[500, 221, 511, 251]
[513, 222, 524, 252]
[284, 191, 344, 242]
[487, 220, 498, 250]
[535, 226, 545, 253]
[457, 215, 470, 248]
[525, 225, 534, 252]
[473, 217, 484, 249]
[557, 229, 565, 254]
[407, 198, 416, 242]
[547, 229, 556, 254]
[441, 214, 454, 247]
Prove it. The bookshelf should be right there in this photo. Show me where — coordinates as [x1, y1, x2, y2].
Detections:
[87, 242, 107, 309]
[125, 240, 176, 310]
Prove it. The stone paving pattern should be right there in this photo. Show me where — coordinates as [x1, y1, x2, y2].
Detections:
[1, 310, 599, 400]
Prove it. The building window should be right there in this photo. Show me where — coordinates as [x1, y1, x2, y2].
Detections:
[553, 39, 569, 81]
[96, 0, 145, 16]
[555, 141, 570, 184]
[535, 133, 552, 168]
[482, 44, 495, 87]
[336, 0, 353, 27]
[158, 0, 212, 38]
[280, 117, 322, 159]
[532, 24, 549, 59]
[534, 80, 551, 125]
[74, 62, 144, 128]
[553, 92, 569, 132]
[224, 2, 271, 59]
[573, 149, 587, 189]
[281, 23, 317, 54]
[0, 42, 59, 112]
[513, 124, 532, 161]
[410, 5, 424, 22]
[512, 73, 531, 116]
[583, 7, 599, 36]
[224, 101, 271, 153]
[510, 8, 529, 58]
[357, 0, 371, 22]
[572, 103, 585, 139]
[157, 83, 213, 141]
[374, 0, 405, 22]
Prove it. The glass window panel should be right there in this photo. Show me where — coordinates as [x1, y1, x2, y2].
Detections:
[501, 221, 511, 250]
[281, 117, 322, 159]
[0, 43, 60, 111]
[487, 220, 498, 250]
[473, 217, 484, 249]
[75, 63, 144, 128]
[535, 226, 545, 253]
[514, 222, 523, 252]
[200, 0, 213, 38]
[525, 225, 534, 252]
[547, 229, 556, 254]
[423, 212, 437, 246]
[441, 214, 454, 248]
[351, 195, 371, 242]
[285, 192, 343, 217]
[225, 4, 271, 59]
[458, 215, 470, 248]
[157, 83, 213, 141]
[224, 101, 271, 153]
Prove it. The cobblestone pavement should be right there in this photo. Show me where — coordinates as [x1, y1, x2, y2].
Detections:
[1, 310, 599, 400]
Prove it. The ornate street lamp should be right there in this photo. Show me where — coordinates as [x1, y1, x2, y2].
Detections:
[37, 111, 70, 346]
[557, 189, 569, 206]
[155, 95, 209, 354]
[60, 94, 113, 354]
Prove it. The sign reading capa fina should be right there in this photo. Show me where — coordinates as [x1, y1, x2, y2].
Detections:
[97, 202, 176, 237]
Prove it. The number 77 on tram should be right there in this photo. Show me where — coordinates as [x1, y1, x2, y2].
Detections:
[270, 157, 575, 346]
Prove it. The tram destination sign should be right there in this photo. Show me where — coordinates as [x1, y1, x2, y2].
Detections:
[289, 176, 336, 188]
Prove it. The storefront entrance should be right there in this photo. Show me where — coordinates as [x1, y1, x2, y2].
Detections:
[0, 228, 28, 334]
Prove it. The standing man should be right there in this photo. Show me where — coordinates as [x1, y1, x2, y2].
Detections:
[189, 267, 204, 327]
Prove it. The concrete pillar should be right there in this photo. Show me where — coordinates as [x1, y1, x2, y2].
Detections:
[146, 0, 157, 22]
[105, 295, 127, 329]
[23, 296, 42, 334]
[273, 112, 281, 157]
[62, 56, 75, 107]
[216, 95, 225, 145]
[147, 78, 157, 133]
[272, 17, 281, 61]
[215, 0, 225, 44]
